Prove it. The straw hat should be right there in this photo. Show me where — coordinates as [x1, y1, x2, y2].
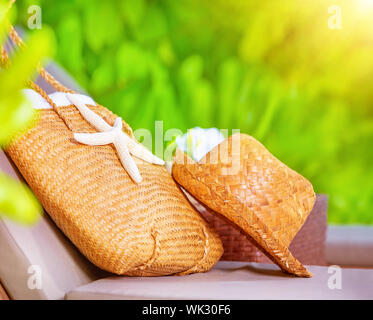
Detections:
[172, 133, 316, 277]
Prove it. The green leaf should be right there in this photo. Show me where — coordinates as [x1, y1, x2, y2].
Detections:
[120, 0, 145, 27]
[0, 172, 41, 225]
[0, 95, 35, 145]
[217, 58, 242, 128]
[179, 55, 204, 86]
[0, 2, 52, 225]
[0, 27, 53, 145]
[57, 13, 83, 73]
[90, 59, 115, 94]
[84, 2, 123, 52]
[134, 6, 167, 44]
[190, 79, 213, 127]
[116, 42, 148, 82]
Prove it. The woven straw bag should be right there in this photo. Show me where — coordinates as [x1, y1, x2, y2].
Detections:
[172, 134, 316, 277]
[2, 26, 223, 276]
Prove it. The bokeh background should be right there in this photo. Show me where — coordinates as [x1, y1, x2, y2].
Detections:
[15, 0, 373, 224]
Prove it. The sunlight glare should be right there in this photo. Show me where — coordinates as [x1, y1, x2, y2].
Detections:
[359, 0, 373, 8]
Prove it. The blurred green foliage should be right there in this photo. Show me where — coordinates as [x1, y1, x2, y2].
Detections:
[16, 0, 373, 224]
[0, 0, 52, 224]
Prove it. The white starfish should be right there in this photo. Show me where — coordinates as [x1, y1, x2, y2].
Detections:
[67, 94, 165, 184]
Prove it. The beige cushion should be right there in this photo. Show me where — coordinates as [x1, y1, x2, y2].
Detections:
[0, 150, 105, 300]
[66, 261, 373, 300]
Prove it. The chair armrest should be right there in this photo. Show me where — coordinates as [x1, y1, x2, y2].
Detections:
[326, 225, 373, 267]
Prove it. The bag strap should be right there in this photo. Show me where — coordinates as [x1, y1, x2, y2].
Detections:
[1, 0, 73, 109]
[0, 47, 9, 68]
[8, 25, 75, 94]
[2, 1, 134, 138]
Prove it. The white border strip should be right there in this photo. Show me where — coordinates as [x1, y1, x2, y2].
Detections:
[22, 89, 51, 109]
[22, 89, 96, 110]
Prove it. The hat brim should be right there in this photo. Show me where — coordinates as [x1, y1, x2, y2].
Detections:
[172, 149, 313, 278]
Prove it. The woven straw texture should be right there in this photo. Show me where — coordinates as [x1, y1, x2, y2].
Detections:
[6, 103, 223, 276]
[172, 134, 316, 277]
[187, 193, 327, 266]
